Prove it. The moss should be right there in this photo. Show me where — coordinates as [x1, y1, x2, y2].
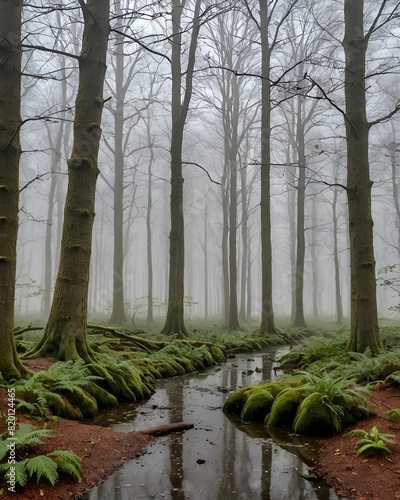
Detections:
[293, 392, 336, 436]
[209, 345, 226, 363]
[174, 356, 197, 373]
[58, 387, 98, 418]
[223, 386, 254, 414]
[85, 382, 118, 409]
[258, 381, 285, 398]
[279, 350, 304, 366]
[240, 390, 275, 420]
[265, 388, 303, 428]
[154, 361, 178, 378]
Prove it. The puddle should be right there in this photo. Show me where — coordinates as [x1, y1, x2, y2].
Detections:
[83, 347, 343, 499]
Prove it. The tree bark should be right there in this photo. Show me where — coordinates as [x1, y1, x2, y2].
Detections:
[0, 0, 29, 380]
[292, 92, 307, 328]
[26, 0, 111, 361]
[332, 187, 344, 324]
[109, 6, 127, 324]
[228, 77, 240, 331]
[343, 0, 382, 353]
[258, 0, 276, 335]
[161, 0, 201, 337]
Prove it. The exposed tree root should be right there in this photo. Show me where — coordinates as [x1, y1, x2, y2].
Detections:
[87, 324, 159, 353]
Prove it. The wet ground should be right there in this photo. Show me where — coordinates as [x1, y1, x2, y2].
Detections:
[83, 348, 342, 500]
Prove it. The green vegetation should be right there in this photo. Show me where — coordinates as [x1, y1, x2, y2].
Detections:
[0, 423, 82, 488]
[5, 320, 306, 421]
[344, 426, 396, 457]
[224, 323, 400, 437]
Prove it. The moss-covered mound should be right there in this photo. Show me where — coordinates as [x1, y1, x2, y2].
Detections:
[240, 390, 275, 420]
[265, 387, 303, 428]
[224, 368, 370, 437]
[293, 393, 337, 436]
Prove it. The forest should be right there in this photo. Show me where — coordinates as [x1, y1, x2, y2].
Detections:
[0, 0, 400, 498]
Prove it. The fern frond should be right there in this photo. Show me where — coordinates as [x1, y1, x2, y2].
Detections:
[25, 455, 59, 486]
[386, 408, 400, 421]
[344, 429, 369, 439]
[15, 424, 57, 448]
[48, 450, 82, 482]
[355, 441, 391, 457]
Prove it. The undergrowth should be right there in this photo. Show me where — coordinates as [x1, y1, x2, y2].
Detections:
[0, 422, 82, 490]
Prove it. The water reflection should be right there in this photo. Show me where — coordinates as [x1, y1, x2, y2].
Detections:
[83, 348, 343, 500]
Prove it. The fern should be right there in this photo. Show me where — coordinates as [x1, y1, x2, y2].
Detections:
[0, 423, 82, 488]
[386, 408, 400, 421]
[344, 426, 396, 457]
[11, 360, 105, 419]
[47, 450, 82, 482]
[25, 455, 58, 486]
[0, 460, 29, 487]
[0, 424, 56, 461]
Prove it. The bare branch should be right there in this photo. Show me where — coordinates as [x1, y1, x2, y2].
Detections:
[183, 162, 221, 185]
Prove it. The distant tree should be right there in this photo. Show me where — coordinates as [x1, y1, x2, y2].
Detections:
[0, 0, 30, 380]
[26, 0, 110, 361]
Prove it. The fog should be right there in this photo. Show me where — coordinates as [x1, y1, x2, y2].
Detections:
[13, 0, 400, 326]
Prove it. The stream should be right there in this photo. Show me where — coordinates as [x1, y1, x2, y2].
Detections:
[83, 347, 343, 500]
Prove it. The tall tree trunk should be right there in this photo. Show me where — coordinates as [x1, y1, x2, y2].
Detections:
[332, 187, 344, 324]
[146, 143, 154, 325]
[258, 0, 276, 335]
[109, 11, 127, 324]
[26, 0, 110, 361]
[228, 78, 240, 330]
[161, 0, 201, 337]
[221, 162, 230, 324]
[0, 0, 29, 380]
[310, 193, 319, 319]
[388, 126, 400, 257]
[239, 159, 248, 321]
[292, 93, 307, 327]
[343, 0, 382, 353]
[43, 74, 67, 318]
[246, 231, 252, 322]
[203, 205, 209, 319]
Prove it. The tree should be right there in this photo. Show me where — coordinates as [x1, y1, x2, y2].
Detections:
[26, 0, 110, 361]
[255, 0, 300, 335]
[161, 0, 202, 337]
[0, 0, 30, 380]
[344, 0, 399, 353]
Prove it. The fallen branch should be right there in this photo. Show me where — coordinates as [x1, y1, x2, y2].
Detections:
[86, 324, 160, 353]
[14, 326, 44, 336]
[139, 422, 195, 436]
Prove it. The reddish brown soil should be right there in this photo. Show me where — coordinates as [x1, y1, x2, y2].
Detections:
[0, 359, 153, 499]
[2, 358, 400, 499]
[315, 388, 400, 500]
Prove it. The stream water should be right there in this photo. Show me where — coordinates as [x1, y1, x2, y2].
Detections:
[83, 347, 343, 500]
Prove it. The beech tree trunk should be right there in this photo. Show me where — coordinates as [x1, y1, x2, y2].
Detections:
[109, 9, 127, 324]
[258, 0, 276, 335]
[26, 0, 110, 361]
[292, 93, 307, 328]
[332, 186, 344, 325]
[343, 0, 382, 353]
[0, 0, 29, 380]
[161, 0, 201, 337]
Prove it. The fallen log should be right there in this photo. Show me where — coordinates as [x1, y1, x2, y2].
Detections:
[139, 422, 194, 437]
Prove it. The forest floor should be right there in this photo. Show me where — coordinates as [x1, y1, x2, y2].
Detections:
[315, 387, 400, 500]
[1, 359, 400, 499]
